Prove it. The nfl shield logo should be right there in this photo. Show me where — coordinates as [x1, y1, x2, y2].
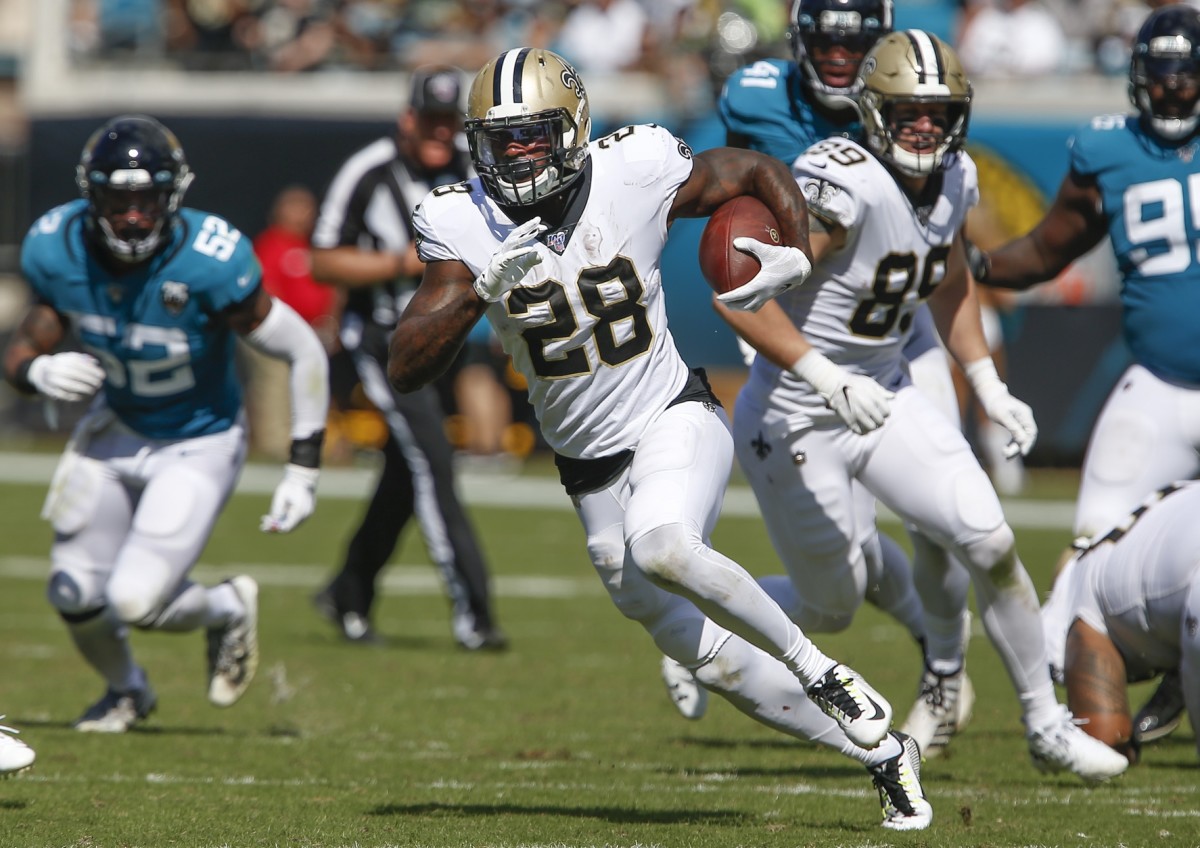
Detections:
[162, 281, 189, 315]
[546, 230, 568, 255]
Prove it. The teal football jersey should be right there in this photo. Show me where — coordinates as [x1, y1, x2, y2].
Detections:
[718, 58, 860, 165]
[21, 201, 263, 438]
[1069, 116, 1200, 384]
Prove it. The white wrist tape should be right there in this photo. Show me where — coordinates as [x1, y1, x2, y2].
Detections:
[790, 350, 844, 399]
[964, 357, 1002, 395]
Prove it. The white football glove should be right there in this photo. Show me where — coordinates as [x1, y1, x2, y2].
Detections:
[26, 352, 105, 402]
[791, 350, 894, 435]
[717, 238, 812, 312]
[965, 358, 1037, 458]
[473, 217, 547, 302]
[260, 464, 320, 533]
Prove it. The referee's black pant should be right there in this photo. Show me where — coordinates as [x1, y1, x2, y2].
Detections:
[324, 323, 499, 638]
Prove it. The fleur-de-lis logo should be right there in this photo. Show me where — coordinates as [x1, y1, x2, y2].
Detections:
[561, 68, 584, 101]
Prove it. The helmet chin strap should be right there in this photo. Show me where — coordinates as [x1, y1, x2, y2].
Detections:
[1151, 114, 1199, 140]
[498, 165, 560, 205]
[98, 217, 164, 263]
[888, 145, 939, 177]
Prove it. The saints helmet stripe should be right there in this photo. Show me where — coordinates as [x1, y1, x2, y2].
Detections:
[905, 29, 945, 85]
[493, 48, 532, 107]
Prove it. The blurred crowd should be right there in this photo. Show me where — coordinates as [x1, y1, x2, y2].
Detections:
[68, 0, 1200, 85]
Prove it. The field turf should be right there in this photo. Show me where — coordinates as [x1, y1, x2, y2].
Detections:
[0, 459, 1194, 848]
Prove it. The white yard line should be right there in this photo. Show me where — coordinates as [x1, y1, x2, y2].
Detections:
[0, 451, 1077, 529]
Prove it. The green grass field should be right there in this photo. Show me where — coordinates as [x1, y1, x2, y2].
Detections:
[0, 461, 1195, 848]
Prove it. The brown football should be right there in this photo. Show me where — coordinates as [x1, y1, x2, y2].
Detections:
[699, 196, 782, 295]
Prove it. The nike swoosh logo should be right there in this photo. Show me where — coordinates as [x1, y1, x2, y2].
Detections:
[862, 693, 886, 722]
[237, 273, 252, 288]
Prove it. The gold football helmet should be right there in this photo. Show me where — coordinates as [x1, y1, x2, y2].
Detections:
[466, 48, 592, 206]
[857, 30, 971, 177]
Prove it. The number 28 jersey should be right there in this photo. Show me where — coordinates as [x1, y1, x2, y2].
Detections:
[413, 124, 694, 460]
[742, 137, 978, 424]
[21, 200, 261, 439]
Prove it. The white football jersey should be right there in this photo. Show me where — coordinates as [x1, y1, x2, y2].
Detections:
[1043, 481, 1200, 682]
[413, 124, 695, 458]
[741, 137, 978, 425]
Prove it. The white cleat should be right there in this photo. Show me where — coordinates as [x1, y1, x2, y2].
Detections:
[1027, 705, 1130, 783]
[0, 717, 35, 776]
[660, 655, 707, 720]
[207, 576, 260, 708]
[900, 665, 975, 759]
[868, 731, 933, 831]
[806, 663, 892, 750]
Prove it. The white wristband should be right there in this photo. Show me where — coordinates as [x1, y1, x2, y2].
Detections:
[964, 357, 1002, 394]
[789, 349, 844, 399]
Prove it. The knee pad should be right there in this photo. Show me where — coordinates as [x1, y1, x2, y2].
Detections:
[107, 586, 162, 629]
[958, 523, 1017, 574]
[587, 523, 667, 624]
[105, 548, 177, 627]
[627, 523, 696, 589]
[47, 568, 104, 617]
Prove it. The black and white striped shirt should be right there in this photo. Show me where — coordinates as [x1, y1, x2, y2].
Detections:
[313, 135, 472, 329]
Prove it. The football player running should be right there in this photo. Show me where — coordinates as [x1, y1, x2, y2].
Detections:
[3, 115, 330, 732]
[715, 31, 1128, 784]
[388, 48, 933, 830]
[663, 0, 976, 760]
[1042, 481, 1200, 765]
[972, 4, 1200, 747]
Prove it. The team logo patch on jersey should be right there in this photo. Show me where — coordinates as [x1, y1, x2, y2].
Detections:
[677, 139, 693, 159]
[161, 281, 190, 314]
[543, 227, 572, 255]
[803, 178, 840, 211]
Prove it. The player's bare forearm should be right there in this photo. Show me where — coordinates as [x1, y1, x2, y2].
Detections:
[1064, 620, 1137, 762]
[675, 148, 811, 260]
[714, 296, 812, 369]
[985, 174, 1106, 290]
[931, 240, 990, 367]
[984, 234, 1065, 291]
[311, 246, 407, 289]
[3, 304, 66, 383]
[388, 267, 484, 393]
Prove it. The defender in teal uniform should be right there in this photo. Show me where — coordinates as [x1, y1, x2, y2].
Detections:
[3, 115, 330, 732]
[977, 4, 1200, 746]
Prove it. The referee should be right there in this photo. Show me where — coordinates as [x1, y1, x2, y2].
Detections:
[310, 65, 506, 650]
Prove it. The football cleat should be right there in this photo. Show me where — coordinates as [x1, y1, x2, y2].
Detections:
[806, 663, 892, 749]
[899, 664, 975, 759]
[207, 576, 260, 707]
[74, 684, 157, 733]
[452, 609, 510, 652]
[660, 655, 708, 720]
[1133, 670, 1185, 744]
[868, 731, 933, 831]
[1026, 705, 1130, 783]
[313, 585, 382, 645]
[0, 717, 35, 776]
